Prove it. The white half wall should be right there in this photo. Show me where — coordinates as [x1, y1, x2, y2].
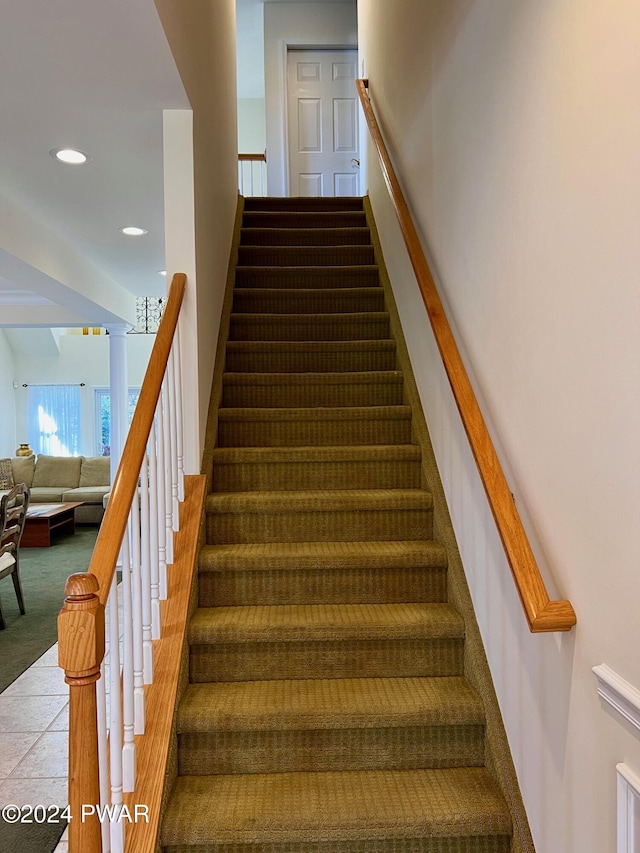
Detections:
[264, 1, 357, 195]
[359, 2, 640, 852]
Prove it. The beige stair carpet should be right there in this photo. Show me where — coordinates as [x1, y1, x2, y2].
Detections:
[160, 196, 534, 853]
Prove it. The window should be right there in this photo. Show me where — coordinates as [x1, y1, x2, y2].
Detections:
[27, 384, 81, 457]
[95, 388, 140, 456]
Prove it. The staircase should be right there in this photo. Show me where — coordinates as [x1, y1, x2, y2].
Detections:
[161, 197, 517, 853]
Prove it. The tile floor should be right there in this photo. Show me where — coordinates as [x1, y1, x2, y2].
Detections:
[0, 643, 69, 851]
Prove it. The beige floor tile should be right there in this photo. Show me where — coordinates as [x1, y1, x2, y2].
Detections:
[0, 775, 68, 807]
[2, 666, 67, 697]
[9, 731, 68, 779]
[0, 694, 67, 732]
[31, 645, 60, 667]
[0, 732, 41, 779]
[47, 702, 69, 732]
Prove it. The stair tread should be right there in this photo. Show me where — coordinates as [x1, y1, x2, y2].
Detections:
[212, 445, 421, 463]
[178, 676, 483, 732]
[226, 340, 395, 352]
[199, 540, 447, 572]
[218, 406, 412, 422]
[188, 602, 463, 644]
[222, 371, 403, 385]
[162, 767, 511, 845]
[232, 311, 389, 321]
[206, 488, 433, 514]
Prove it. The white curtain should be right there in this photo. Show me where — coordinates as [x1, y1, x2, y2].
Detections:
[27, 385, 81, 457]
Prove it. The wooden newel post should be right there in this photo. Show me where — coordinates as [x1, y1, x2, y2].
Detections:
[58, 573, 105, 853]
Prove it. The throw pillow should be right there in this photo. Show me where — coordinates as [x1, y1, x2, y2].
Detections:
[11, 455, 35, 487]
[0, 458, 14, 490]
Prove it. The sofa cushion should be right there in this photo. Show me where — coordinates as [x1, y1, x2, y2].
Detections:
[30, 487, 67, 502]
[10, 455, 35, 488]
[0, 459, 14, 490]
[79, 456, 110, 488]
[63, 486, 110, 504]
[32, 454, 82, 489]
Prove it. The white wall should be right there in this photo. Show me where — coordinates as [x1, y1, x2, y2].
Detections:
[155, 0, 239, 468]
[11, 334, 154, 458]
[0, 331, 16, 455]
[236, 0, 266, 152]
[264, 1, 357, 195]
[359, 2, 640, 852]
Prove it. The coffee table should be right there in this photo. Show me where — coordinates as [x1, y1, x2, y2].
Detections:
[22, 502, 84, 547]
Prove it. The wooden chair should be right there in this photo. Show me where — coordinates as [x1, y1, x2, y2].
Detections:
[0, 484, 30, 629]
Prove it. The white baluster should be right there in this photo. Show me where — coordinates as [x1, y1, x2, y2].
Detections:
[149, 416, 162, 632]
[162, 382, 174, 566]
[173, 327, 185, 503]
[140, 452, 153, 681]
[120, 530, 136, 792]
[156, 397, 168, 599]
[168, 348, 179, 531]
[107, 576, 124, 853]
[97, 660, 110, 853]
[130, 479, 145, 735]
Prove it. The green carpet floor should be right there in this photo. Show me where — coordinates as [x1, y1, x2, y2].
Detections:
[161, 197, 528, 853]
[0, 524, 99, 693]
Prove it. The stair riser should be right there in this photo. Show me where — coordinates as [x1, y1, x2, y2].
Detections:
[212, 460, 422, 492]
[238, 246, 375, 266]
[162, 837, 511, 853]
[221, 381, 403, 408]
[242, 212, 368, 228]
[199, 567, 448, 607]
[240, 228, 371, 246]
[232, 290, 385, 314]
[244, 197, 364, 211]
[190, 638, 464, 682]
[225, 349, 397, 373]
[178, 724, 485, 776]
[217, 418, 413, 448]
[235, 267, 379, 288]
[230, 315, 390, 341]
[206, 508, 433, 544]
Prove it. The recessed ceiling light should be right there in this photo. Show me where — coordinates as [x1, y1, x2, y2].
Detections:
[158, 270, 167, 276]
[119, 226, 148, 237]
[50, 147, 89, 165]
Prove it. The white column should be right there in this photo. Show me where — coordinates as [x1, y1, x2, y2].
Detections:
[105, 324, 130, 477]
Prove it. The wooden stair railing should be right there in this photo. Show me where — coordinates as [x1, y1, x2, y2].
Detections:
[238, 152, 267, 196]
[58, 273, 205, 853]
[357, 79, 576, 633]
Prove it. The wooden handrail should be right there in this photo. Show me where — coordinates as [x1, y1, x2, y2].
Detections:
[90, 272, 186, 607]
[357, 79, 575, 633]
[238, 152, 267, 162]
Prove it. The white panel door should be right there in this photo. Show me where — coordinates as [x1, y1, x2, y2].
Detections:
[287, 49, 360, 197]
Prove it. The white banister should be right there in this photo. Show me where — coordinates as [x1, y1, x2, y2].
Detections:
[140, 453, 153, 682]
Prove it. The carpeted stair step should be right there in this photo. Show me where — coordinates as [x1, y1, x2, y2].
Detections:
[176, 676, 485, 775]
[235, 265, 380, 289]
[244, 196, 364, 211]
[224, 340, 397, 373]
[242, 210, 367, 229]
[161, 768, 511, 852]
[221, 371, 404, 408]
[198, 540, 448, 606]
[240, 227, 371, 246]
[238, 245, 375, 266]
[232, 287, 384, 315]
[205, 488, 433, 544]
[230, 312, 390, 341]
[211, 445, 422, 492]
[188, 603, 464, 682]
[217, 406, 413, 447]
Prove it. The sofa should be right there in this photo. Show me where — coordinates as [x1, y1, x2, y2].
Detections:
[0, 454, 111, 524]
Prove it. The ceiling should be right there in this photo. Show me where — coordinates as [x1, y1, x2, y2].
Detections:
[0, 0, 189, 324]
